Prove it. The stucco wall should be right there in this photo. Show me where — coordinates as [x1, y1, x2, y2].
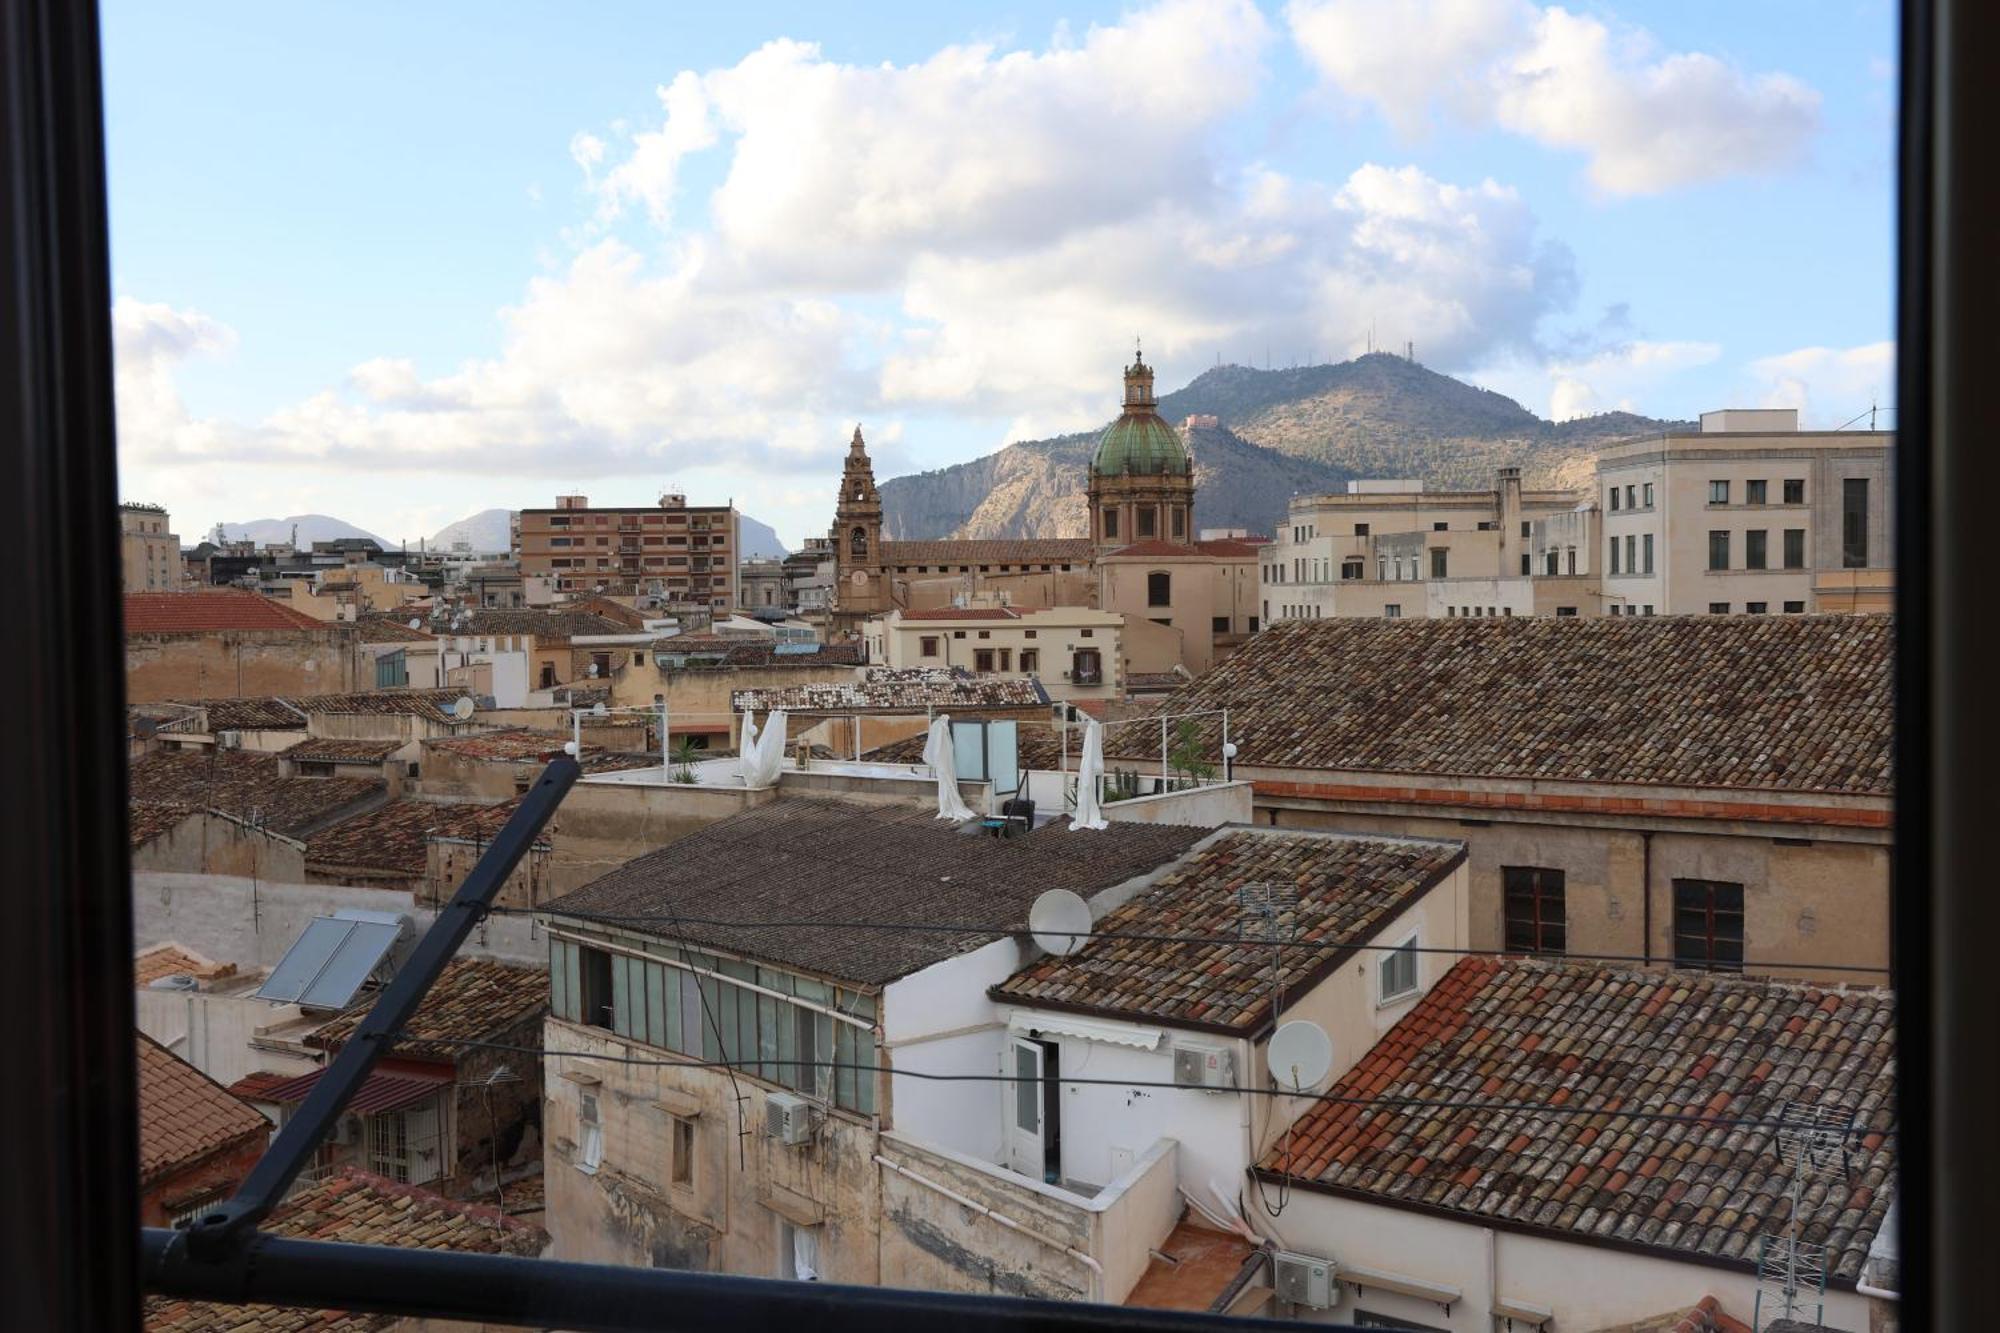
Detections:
[136, 987, 320, 1089]
[131, 812, 312, 880]
[546, 781, 776, 895]
[126, 630, 361, 703]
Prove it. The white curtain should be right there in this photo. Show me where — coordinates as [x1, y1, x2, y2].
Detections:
[738, 711, 760, 769]
[922, 715, 976, 821]
[1072, 718, 1108, 831]
[740, 709, 788, 788]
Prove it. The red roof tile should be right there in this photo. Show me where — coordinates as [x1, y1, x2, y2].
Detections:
[249, 1066, 452, 1115]
[304, 798, 527, 878]
[136, 1034, 270, 1186]
[881, 538, 1094, 567]
[306, 958, 546, 1059]
[896, 607, 1022, 621]
[129, 749, 385, 839]
[125, 589, 326, 634]
[1257, 956, 1896, 1281]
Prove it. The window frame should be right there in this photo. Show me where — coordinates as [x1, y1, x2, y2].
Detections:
[1671, 879, 1745, 973]
[1502, 866, 1567, 957]
[1376, 933, 1419, 1006]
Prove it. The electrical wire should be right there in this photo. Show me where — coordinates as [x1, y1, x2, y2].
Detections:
[406, 1034, 1897, 1140]
[497, 904, 1894, 978]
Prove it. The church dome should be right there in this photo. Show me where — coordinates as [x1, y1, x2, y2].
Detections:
[1090, 346, 1190, 477]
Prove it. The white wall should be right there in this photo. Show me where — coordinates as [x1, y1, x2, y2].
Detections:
[882, 937, 1020, 1162]
[135, 986, 320, 1090]
[1275, 1188, 1873, 1332]
[134, 871, 547, 968]
[1032, 1027, 1246, 1198]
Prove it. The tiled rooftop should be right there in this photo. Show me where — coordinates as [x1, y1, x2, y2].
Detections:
[1257, 956, 1896, 1280]
[136, 1033, 270, 1187]
[864, 727, 1070, 770]
[423, 728, 658, 773]
[307, 958, 547, 1060]
[547, 798, 1206, 986]
[459, 608, 638, 639]
[194, 696, 309, 731]
[1130, 617, 1892, 796]
[288, 688, 471, 723]
[304, 798, 526, 878]
[995, 830, 1464, 1033]
[351, 613, 434, 642]
[129, 802, 197, 848]
[658, 638, 863, 669]
[896, 607, 1023, 621]
[135, 943, 236, 988]
[280, 736, 400, 763]
[1101, 538, 1262, 559]
[125, 589, 326, 634]
[731, 667, 1048, 714]
[881, 538, 1095, 567]
[128, 750, 385, 839]
[143, 1169, 545, 1332]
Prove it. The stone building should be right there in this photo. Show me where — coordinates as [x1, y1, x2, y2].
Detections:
[120, 501, 181, 592]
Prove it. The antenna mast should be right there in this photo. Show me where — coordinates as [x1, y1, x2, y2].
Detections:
[1753, 1100, 1853, 1330]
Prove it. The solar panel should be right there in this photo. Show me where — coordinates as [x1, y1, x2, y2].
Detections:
[255, 916, 402, 1010]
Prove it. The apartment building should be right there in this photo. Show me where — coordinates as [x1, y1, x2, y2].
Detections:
[120, 501, 181, 591]
[1260, 470, 1599, 623]
[517, 492, 740, 608]
[862, 605, 1123, 700]
[1599, 408, 1894, 616]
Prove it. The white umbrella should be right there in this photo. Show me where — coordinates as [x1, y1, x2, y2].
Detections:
[921, 714, 976, 822]
[742, 709, 787, 789]
[738, 711, 760, 772]
[1072, 718, 1108, 831]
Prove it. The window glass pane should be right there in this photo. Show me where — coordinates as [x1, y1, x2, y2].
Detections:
[646, 963, 667, 1050]
[610, 954, 633, 1038]
[856, 1030, 877, 1116]
[550, 938, 571, 1022]
[682, 972, 705, 1054]
[758, 993, 781, 1084]
[699, 976, 722, 1062]
[1014, 1045, 1039, 1131]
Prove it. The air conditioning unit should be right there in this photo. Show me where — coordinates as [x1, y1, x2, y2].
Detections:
[1172, 1042, 1235, 1091]
[216, 730, 242, 749]
[1272, 1251, 1335, 1309]
[765, 1091, 814, 1146]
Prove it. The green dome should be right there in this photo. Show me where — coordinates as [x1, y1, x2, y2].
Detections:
[1091, 412, 1189, 477]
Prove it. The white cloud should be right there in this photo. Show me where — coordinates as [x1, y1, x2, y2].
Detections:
[1749, 341, 1894, 427]
[1287, 0, 1820, 194]
[1544, 339, 1721, 420]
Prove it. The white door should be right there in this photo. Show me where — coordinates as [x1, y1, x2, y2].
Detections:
[1005, 1037, 1046, 1181]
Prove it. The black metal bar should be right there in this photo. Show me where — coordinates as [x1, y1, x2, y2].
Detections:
[0, 0, 138, 1328]
[184, 756, 579, 1257]
[143, 1230, 1325, 1332]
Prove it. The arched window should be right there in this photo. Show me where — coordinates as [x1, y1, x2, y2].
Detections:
[850, 526, 868, 557]
[1147, 571, 1171, 607]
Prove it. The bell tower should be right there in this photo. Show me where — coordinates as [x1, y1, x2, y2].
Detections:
[830, 425, 889, 637]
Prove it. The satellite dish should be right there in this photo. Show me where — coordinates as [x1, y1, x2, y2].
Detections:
[450, 696, 475, 720]
[1267, 1020, 1334, 1093]
[407, 618, 422, 630]
[590, 702, 609, 718]
[1028, 889, 1093, 957]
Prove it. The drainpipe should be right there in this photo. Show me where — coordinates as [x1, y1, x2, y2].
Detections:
[872, 1154, 1103, 1302]
[1856, 1279, 1900, 1302]
[1640, 831, 1654, 966]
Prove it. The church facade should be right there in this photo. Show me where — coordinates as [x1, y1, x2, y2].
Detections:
[829, 350, 1262, 678]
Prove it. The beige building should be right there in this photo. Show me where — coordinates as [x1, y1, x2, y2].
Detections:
[1121, 615, 1893, 983]
[863, 605, 1123, 700]
[517, 492, 740, 608]
[1262, 470, 1599, 623]
[286, 563, 429, 621]
[1599, 408, 1894, 616]
[827, 352, 1265, 679]
[120, 502, 181, 592]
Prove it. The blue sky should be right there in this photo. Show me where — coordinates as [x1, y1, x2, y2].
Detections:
[102, 0, 1897, 549]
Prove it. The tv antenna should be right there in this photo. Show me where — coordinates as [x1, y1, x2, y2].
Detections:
[1240, 881, 1301, 1217]
[1753, 1099, 1854, 1330]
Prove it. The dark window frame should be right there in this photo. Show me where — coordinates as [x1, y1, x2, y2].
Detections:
[1502, 867, 1566, 956]
[1672, 879, 1745, 973]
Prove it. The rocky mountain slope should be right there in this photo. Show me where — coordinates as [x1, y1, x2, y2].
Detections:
[881, 354, 1686, 539]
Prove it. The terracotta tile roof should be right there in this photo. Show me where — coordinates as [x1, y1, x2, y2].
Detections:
[194, 696, 309, 730]
[459, 608, 638, 639]
[135, 943, 236, 987]
[896, 607, 1022, 621]
[1257, 956, 1897, 1281]
[423, 728, 657, 773]
[125, 589, 326, 634]
[143, 1169, 545, 1332]
[136, 1033, 270, 1186]
[547, 797, 1207, 986]
[1125, 671, 1186, 692]
[249, 1066, 452, 1115]
[995, 830, 1464, 1033]
[280, 736, 400, 763]
[569, 594, 653, 628]
[307, 958, 547, 1060]
[351, 612, 434, 642]
[225, 1071, 296, 1102]
[288, 688, 470, 723]
[732, 667, 1048, 714]
[654, 636, 864, 668]
[1130, 617, 1892, 796]
[1102, 540, 1217, 559]
[304, 798, 526, 878]
[865, 727, 1070, 770]
[881, 538, 1095, 567]
[128, 750, 385, 839]
[130, 802, 198, 848]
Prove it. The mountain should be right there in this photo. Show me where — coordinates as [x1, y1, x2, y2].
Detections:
[737, 514, 786, 560]
[210, 514, 391, 548]
[429, 508, 514, 554]
[879, 354, 1688, 539]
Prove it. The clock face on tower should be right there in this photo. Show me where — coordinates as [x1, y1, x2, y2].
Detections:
[850, 569, 868, 587]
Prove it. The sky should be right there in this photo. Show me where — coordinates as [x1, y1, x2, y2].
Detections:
[101, 0, 1898, 551]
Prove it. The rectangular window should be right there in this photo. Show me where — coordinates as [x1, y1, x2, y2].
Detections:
[1019, 648, 1038, 673]
[1842, 477, 1870, 567]
[1673, 880, 1745, 972]
[1625, 485, 1636, 509]
[1609, 538, 1620, 575]
[974, 649, 994, 672]
[1783, 528, 1805, 569]
[1170, 507, 1185, 538]
[1709, 602, 1730, 614]
[779, 1220, 819, 1282]
[1382, 604, 1401, 619]
[1378, 937, 1418, 1003]
[1503, 867, 1566, 956]
[1709, 480, 1729, 505]
[1747, 479, 1768, 505]
[1102, 508, 1118, 539]
[1147, 571, 1171, 606]
[1519, 553, 1531, 575]
[1432, 521, 1448, 532]
[1341, 558, 1362, 579]
[1784, 478, 1805, 504]
[1784, 600, 1806, 613]
[919, 636, 939, 657]
[1136, 507, 1156, 538]
[1429, 548, 1447, 579]
[1746, 530, 1768, 570]
[1746, 602, 1768, 614]
[1544, 550, 1558, 575]
[1211, 616, 1229, 633]
[671, 1116, 695, 1187]
[1566, 548, 1576, 575]
[1625, 534, 1636, 574]
[1556, 606, 1577, 616]
[1708, 530, 1730, 570]
[1247, 617, 1259, 632]
[1643, 482, 1654, 507]
[1642, 533, 1654, 574]
[995, 648, 1012, 672]
[1609, 487, 1621, 511]
[577, 1093, 603, 1173]
[580, 947, 614, 1029]
[1354, 523, 1369, 537]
